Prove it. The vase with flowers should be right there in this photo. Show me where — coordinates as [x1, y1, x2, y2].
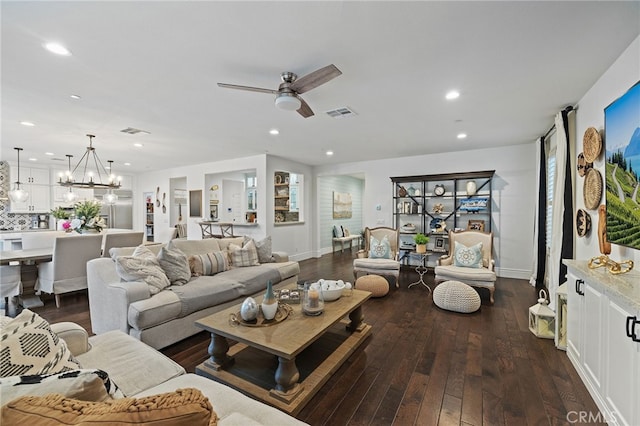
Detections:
[71, 200, 105, 233]
[50, 207, 71, 231]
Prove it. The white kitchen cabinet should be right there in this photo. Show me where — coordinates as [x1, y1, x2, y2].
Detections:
[9, 165, 51, 213]
[565, 260, 640, 426]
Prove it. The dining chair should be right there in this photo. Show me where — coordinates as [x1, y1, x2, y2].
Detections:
[102, 231, 144, 257]
[21, 231, 65, 250]
[36, 234, 103, 308]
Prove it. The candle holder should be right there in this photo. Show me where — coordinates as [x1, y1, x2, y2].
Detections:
[302, 282, 324, 316]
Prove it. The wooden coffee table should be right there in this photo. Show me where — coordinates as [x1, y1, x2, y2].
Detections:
[195, 288, 372, 415]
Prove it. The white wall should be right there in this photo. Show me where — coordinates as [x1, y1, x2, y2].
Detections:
[575, 35, 640, 264]
[315, 143, 537, 279]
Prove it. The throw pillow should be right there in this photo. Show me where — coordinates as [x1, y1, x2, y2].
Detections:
[253, 236, 273, 263]
[369, 235, 391, 259]
[188, 251, 229, 277]
[333, 225, 343, 238]
[157, 246, 191, 285]
[1, 388, 217, 426]
[229, 240, 260, 267]
[453, 241, 484, 268]
[115, 245, 170, 295]
[0, 369, 119, 403]
[343, 227, 350, 237]
[0, 309, 81, 378]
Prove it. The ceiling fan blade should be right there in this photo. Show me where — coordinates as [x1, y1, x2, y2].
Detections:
[297, 97, 314, 118]
[217, 83, 278, 95]
[290, 64, 342, 94]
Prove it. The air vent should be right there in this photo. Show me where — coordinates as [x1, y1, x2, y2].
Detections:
[51, 158, 65, 162]
[120, 127, 150, 135]
[325, 107, 357, 119]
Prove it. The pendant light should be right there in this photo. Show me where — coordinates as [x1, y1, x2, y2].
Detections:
[103, 161, 118, 205]
[60, 155, 77, 203]
[8, 147, 29, 203]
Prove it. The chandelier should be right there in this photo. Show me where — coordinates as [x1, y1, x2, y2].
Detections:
[58, 134, 121, 190]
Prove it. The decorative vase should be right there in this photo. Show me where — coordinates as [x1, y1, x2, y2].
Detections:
[261, 280, 278, 321]
[240, 297, 258, 322]
[398, 186, 407, 197]
[466, 180, 477, 196]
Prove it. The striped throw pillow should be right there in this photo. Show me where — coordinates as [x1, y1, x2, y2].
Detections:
[229, 239, 260, 267]
[188, 251, 229, 276]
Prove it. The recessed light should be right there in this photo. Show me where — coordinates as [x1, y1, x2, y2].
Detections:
[70, 94, 81, 100]
[20, 121, 35, 127]
[124, 162, 131, 166]
[326, 150, 334, 156]
[44, 42, 71, 56]
[446, 90, 460, 100]
[45, 152, 54, 156]
[28, 158, 37, 161]
[457, 133, 467, 139]
[133, 143, 143, 148]
[269, 129, 279, 135]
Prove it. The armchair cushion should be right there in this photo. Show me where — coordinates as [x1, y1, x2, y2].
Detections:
[353, 258, 401, 270]
[453, 241, 484, 268]
[369, 235, 391, 259]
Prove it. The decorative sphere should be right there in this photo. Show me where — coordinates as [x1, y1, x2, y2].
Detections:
[240, 297, 258, 321]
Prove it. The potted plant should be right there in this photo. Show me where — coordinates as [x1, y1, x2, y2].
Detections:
[414, 233, 429, 253]
[50, 207, 71, 230]
[72, 200, 105, 233]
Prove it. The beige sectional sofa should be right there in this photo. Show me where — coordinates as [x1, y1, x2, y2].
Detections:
[87, 237, 299, 349]
[1, 314, 307, 425]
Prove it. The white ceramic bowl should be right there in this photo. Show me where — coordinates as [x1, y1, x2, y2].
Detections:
[318, 279, 351, 301]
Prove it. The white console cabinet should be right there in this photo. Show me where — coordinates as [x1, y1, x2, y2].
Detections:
[564, 260, 640, 426]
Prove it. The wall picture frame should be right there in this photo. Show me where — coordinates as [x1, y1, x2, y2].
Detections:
[467, 219, 485, 231]
[435, 237, 445, 250]
[189, 190, 202, 217]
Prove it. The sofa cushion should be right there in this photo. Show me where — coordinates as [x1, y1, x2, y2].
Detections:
[128, 289, 183, 330]
[0, 388, 217, 426]
[188, 251, 229, 276]
[75, 331, 186, 397]
[157, 246, 191, 285]
[246, 236, 273, 263]
[116, 246, 171, 295]
[0, 369, 119, 404]
[169, 276, 244, 318]
[0, 309, 81, 378]
[215, 237, 245, 252]
[229, 240, 259, 267]
[137, 374, 307, 426]
[110, 244, 164, 259]
[169, 238, 222, 257]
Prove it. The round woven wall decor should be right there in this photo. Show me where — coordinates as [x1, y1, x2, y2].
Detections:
[577, 152, 593, 177]
[583, 127, 602, 163]
[576, 208, 591, 237]
[583, 168, 603, 210]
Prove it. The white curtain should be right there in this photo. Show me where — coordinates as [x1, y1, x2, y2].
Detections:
[547, 112, 568, 309]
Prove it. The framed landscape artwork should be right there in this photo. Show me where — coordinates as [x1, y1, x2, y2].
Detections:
[333, 192, 352, 219]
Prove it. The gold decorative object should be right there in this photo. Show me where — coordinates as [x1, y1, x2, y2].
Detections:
[588, 255, 634, 275]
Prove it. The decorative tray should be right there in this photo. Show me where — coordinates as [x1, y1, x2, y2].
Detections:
[229, 303, 293, 327]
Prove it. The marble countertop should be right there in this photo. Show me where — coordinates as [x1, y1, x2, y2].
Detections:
[564, 259, 640, 312]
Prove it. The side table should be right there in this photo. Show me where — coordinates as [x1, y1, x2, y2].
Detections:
[408, 251, 432, 293]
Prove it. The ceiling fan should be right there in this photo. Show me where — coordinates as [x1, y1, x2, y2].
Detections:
[217, 64, 342, 118]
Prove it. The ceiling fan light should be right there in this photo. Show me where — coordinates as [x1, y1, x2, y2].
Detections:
[275, 94, 301, 111]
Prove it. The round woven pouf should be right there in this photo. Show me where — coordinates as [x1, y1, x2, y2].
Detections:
[433, 281, 481, 313]
[355, 275, 389, 297]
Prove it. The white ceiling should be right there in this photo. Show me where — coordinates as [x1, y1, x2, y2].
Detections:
[2, 1, 639, 174]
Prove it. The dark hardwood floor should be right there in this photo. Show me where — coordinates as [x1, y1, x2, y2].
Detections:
[31, 251, 603, 426]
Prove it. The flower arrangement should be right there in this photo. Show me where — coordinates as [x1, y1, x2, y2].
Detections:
[69, 200, 105, 233]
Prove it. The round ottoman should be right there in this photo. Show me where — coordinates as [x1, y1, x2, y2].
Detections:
[355, 275, 389, 297]
[433, 281, 481, 313]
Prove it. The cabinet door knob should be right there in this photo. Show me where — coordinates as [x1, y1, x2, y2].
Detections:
[626, 316, 640, 342]
[575, 279, 585, 296]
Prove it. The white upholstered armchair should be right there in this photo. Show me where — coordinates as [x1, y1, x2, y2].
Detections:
[353, 227, 401, 288]
[434, 230, 496, 304]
